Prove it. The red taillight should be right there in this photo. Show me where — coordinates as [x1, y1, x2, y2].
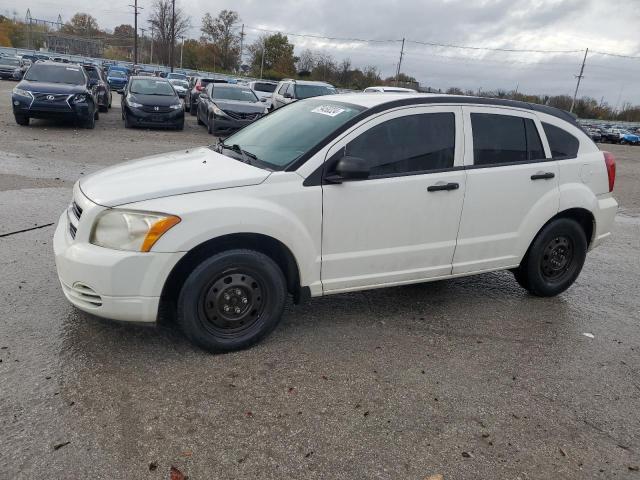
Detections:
[603, 151, 616, 192]
[195, 84, 203, 92]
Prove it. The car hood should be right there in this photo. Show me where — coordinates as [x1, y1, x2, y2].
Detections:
[128, 92, 180, 106]
[80, 147, 271, 207]
[213, 99, 266, 113]
[16, 80, 87, 94]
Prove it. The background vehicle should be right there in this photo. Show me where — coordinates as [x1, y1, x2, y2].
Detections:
[197, 83, 268, 135]
[0, 56, 25, 80]
[53, 94, 617, 353]
[167, 72, 188, 81]
[271, 79, 336, 110]
[106, 69, 128, 92]
[247, 80, 278, 108]
[169, 78, 189, 98]
[121, 76, 184, 130]
[603, 128, 640, 144]
[363, 86, 417, 93]
[12, 61, 99, 128]
[83, 64, 112, 112]
[586, 127, 602, 142]
[185, 77, 228, 115]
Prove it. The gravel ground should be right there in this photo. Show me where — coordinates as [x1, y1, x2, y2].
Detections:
[1, 79, 639, 480]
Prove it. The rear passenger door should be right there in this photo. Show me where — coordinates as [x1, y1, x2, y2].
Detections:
[453, 107, 559, 274]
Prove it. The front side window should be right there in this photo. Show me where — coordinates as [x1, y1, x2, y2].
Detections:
[542, 122, 579, 159]
[277, 83, 288, 94]
[343, 112, 456, 177]
[471, 113, 546, 166]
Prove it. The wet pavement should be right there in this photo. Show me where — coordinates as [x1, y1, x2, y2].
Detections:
[1, 80, 639, 479]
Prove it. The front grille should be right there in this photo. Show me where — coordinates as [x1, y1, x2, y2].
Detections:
[223, 110, 260, 121]
[31, 93, 71, 110]
[140, 105, 173, 113]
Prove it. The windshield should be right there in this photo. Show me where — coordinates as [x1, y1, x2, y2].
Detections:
[170, 79, 189, 88]
[252, 82, 277, 93]
[24, 64, 86, 84]
[295, 84, 337, 99]
[212, 86, 259, 102]
[220, 99, 365, 169]
[2, 58, 20, 66]
[130, 78, 175, 96]
[109, 70, 126, 78]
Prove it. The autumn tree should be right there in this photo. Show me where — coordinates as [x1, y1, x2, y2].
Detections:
[200, 10, 240, 72]
[61, 13, 100, 37]
[247, 33, 296, 78]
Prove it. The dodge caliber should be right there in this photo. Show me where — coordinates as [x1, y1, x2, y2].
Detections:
[54, 94, 618, 353]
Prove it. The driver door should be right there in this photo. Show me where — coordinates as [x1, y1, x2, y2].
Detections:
[320, 106, 466, 293]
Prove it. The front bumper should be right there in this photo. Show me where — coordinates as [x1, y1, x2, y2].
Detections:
[12, 94, 93, 121]
[53, 204, 185, 323]
[125, 105, 184, 128]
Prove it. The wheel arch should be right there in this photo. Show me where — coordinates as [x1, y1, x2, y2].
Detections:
[159, 233, 306, 325]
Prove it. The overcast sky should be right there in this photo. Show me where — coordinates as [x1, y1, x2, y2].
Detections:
[4, 0, 640, 105]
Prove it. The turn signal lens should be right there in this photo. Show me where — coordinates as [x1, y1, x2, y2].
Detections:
[141, 216, 181, 252]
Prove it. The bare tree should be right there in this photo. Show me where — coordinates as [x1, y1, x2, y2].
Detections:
[200, 10, 240, 72]
[147, 0, 190, 65]
[296, 48, 316, 73]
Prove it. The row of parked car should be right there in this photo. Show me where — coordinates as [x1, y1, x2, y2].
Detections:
[584, 125, 640, 145]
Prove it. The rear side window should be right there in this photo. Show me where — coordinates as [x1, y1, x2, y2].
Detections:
[542, 122, 579, 159]
[471, 113, 546, 166]
[277, 83, 288, 94]
[345, 112, 456, 177]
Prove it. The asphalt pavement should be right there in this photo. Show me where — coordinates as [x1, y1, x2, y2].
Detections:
[1, 80, 639, 479]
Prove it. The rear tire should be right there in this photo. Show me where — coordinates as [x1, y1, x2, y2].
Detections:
[99, 104, 108, 113]
[514, 218, 587, 297]
[190, 100, 197, 116]
[15, 114, 29, 126]
[207, 115, 214, 134]
[177, 249, 287, 353]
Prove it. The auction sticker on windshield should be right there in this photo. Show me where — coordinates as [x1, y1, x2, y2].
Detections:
[311, 105, 346, 117]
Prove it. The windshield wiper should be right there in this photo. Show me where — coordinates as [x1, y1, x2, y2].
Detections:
[215, 139, 257, 165]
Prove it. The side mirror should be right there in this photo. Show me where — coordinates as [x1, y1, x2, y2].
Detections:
[283, 92, 293, 99]
[327, 156, 370, 183]
[260, 97, 267, 102]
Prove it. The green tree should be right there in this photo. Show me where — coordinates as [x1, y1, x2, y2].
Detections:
[200, 10, 240, 71]
[61, 13, 100, 37]
[248, 33, 296, 78]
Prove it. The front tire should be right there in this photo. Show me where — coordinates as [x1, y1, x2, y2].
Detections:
[514, 218, 587, 297]
[84, 110, 96, 129]
[124, 112, 133, 129]
[15, 114, 29, 126]
[207, 114, 214, 134]
[177, 249, 287, 353]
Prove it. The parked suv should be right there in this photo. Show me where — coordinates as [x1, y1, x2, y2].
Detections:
[54, 94, 617, 353]
[0, 56, 26, 80]
[12, 61, 99, 128]
[82, 64, 112, 112]
[271, 79, 336, 110]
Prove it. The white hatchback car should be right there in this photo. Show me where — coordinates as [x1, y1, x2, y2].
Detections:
[54, 94, 618, 352]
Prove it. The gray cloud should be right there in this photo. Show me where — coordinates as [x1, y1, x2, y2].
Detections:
[5, 0, 640, 104]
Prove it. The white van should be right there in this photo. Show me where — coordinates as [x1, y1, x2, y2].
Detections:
[54, 94, 617, 352]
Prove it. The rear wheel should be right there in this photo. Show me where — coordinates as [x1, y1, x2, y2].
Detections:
[177, 249, 287, 353]
[184, 98, 190, 112]
[14, 114, 29, 126]
[190, 100, 197, 116]
[514, 218, 587, 297]
[207, 114, 214, 134]
[99, 103, 108, 113]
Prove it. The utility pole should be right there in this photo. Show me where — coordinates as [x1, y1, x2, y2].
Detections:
[169, 0, 176, 72]
[570, 48, 588, 114]
[150, 26, 154, 64]
[238, 23, 245, 73]
[129, 0, 143, 66]
[394, 38, 405, 87]
[180, 36, 185, 68]
[140, 27, 146, 63]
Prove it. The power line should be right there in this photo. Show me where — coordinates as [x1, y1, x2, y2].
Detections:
[406, 39, 583, 54]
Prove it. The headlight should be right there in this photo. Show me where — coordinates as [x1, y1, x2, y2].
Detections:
[127, 97, 143, 108]
[72, 94, 87, 103]
[213, 106, 228, 117]
[170, 103, 183, 110]
[13, 87, 32, 98]
[90, 210, 181, 252]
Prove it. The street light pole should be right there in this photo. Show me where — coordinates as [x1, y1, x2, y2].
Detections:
[260, 39, 265, 79]
[169, 0, 175, 72]
[180, 36, 185, 69]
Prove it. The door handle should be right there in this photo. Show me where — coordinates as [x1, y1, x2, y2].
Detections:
[427, 182, 459, 192]
[531, 172, 555, 180]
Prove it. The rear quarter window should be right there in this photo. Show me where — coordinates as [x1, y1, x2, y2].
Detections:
[542, 122, 580, 159]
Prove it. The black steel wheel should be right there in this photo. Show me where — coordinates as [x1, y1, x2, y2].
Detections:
[177, 249, 287, 353]
[514, 218, 587, 297]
